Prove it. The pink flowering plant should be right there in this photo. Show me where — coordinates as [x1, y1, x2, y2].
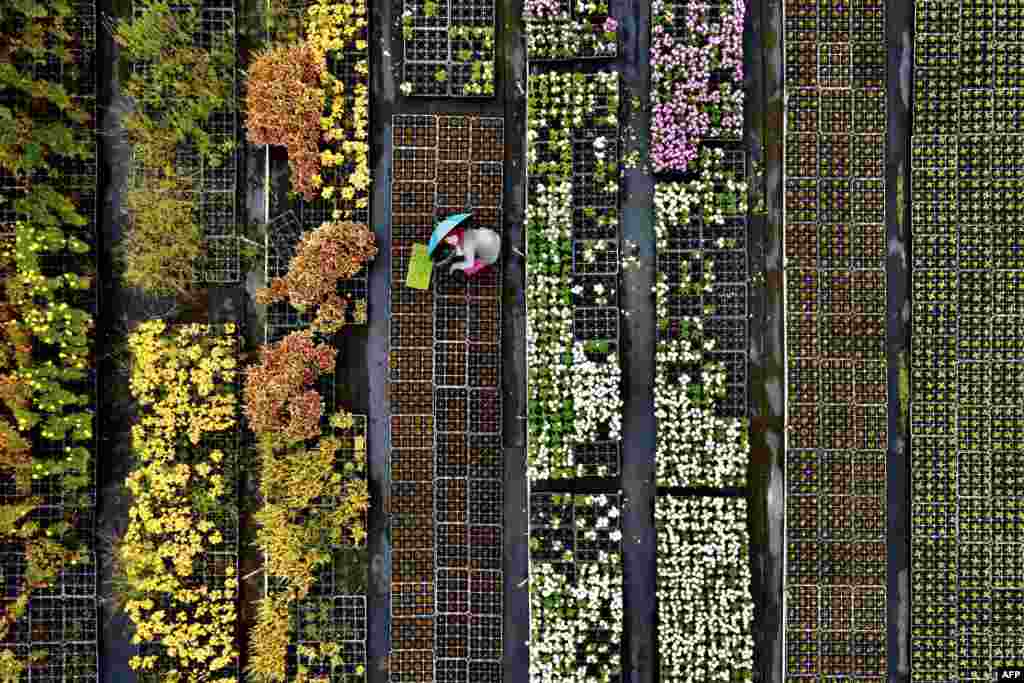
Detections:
[525, 0, 618, 59]
[650, 0, 745, 172]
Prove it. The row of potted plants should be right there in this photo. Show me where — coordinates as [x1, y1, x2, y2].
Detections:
[0, 0, 99, 677]
[650, 0, 745, 172]
[526, 70, 623, 481]
[120, 321, 239, 680]
[649, 2, 757, 676]
[250, 0, 372, 317]
[529, 493, 623, 683]
[387, 113, 438, 668]
[116, 0, 238, 297]
[656, 495, 753, 682]
[524, 0, 617, 60]
[400, 0, 495, 96]
[911, 5, 1024, 664]
[653, 148, 750, 488]
[784, 2, 892, 673]
[386, 117, 507, 673]
[249, 179, 378, 678]
[249, 0, 370, 213]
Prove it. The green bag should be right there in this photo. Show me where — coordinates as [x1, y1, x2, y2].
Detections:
[406, 243, 432, 290]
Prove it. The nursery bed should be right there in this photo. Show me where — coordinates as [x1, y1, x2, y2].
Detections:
[0, 0, 101, 678]
[388, 114, 505, 683]
[782, 0, 891, 679]
[908, 3, 1024, 679]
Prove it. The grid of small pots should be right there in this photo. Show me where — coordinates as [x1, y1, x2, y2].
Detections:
[783, 1, 890, 678]
[432, 520, 503, 681]
[528, 492, 623, 681]
[909, 15, 1024, 660]
[524, 0, 617, 60]
[388, 116, 505, 681]
[1, 0, 100, 678]
[526, 70, 623, 481]
[785, 444, 888, 675]
[275, 590, 368, 681]
[401, 0, 495, 96]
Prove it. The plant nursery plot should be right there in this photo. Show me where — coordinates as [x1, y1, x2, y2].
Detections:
[389, 115, 505, 683]
[526, 70, 623, 482]
[655, 495, 753, 683]
[127, 0, 239, 285]
[247, 301, 368, 682]
[400, 0, 496, 96]
[263, 415, 370, 683]
[267, 0, 372, 319]
[911, 16, 1024, 675]
[528, 492, 623, 683]
[650, 0, 745, 173]
[783, 0, 888, 678]
[122, 322, 240, 681]
[0, 0, 99, 676]
[654, 147, 750, 489]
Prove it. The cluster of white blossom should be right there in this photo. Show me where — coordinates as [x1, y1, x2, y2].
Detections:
[526, 71, 622, 481]
[530, 495, 624, 683]
[653, 148, 749, 254]
[655, 330, 748, 487]
[652, 156, 749, 488]
[569, 343, 622, 449]
[524, 2, 618, 60]
[655, 495, 754, 682]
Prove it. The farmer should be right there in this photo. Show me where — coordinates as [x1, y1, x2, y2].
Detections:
[434, 225, 501, 276]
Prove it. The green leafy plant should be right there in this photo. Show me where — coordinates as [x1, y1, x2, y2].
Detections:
[115, 0, 236, 171]
[121, 168, 202, 298]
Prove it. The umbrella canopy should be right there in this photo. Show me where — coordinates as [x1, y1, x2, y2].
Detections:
[428, 213, 472, 256]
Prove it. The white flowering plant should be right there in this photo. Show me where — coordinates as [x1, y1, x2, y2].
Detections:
[653, 149, 749, 488]
[529, 493, 623, 683]
[527, 71, 623, 480]
[655, 495, 754, 682]
[525, 0, 618, 59]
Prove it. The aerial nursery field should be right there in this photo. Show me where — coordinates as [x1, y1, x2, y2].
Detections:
[2, 0, 961, 678]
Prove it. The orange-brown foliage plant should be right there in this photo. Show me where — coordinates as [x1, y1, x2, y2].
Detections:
[245, 43, 326, 200]
[255, 221, 377, 334]
[0, 240, 31, 489]
[243, 330, 337, 444]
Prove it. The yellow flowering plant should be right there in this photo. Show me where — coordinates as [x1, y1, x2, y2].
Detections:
[0, 216, 95, 675]
[246, 395, 369, 681]
[2, 222, 93, 495]
[120, 321, 240, 680]
[305, 0, 371, 217]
